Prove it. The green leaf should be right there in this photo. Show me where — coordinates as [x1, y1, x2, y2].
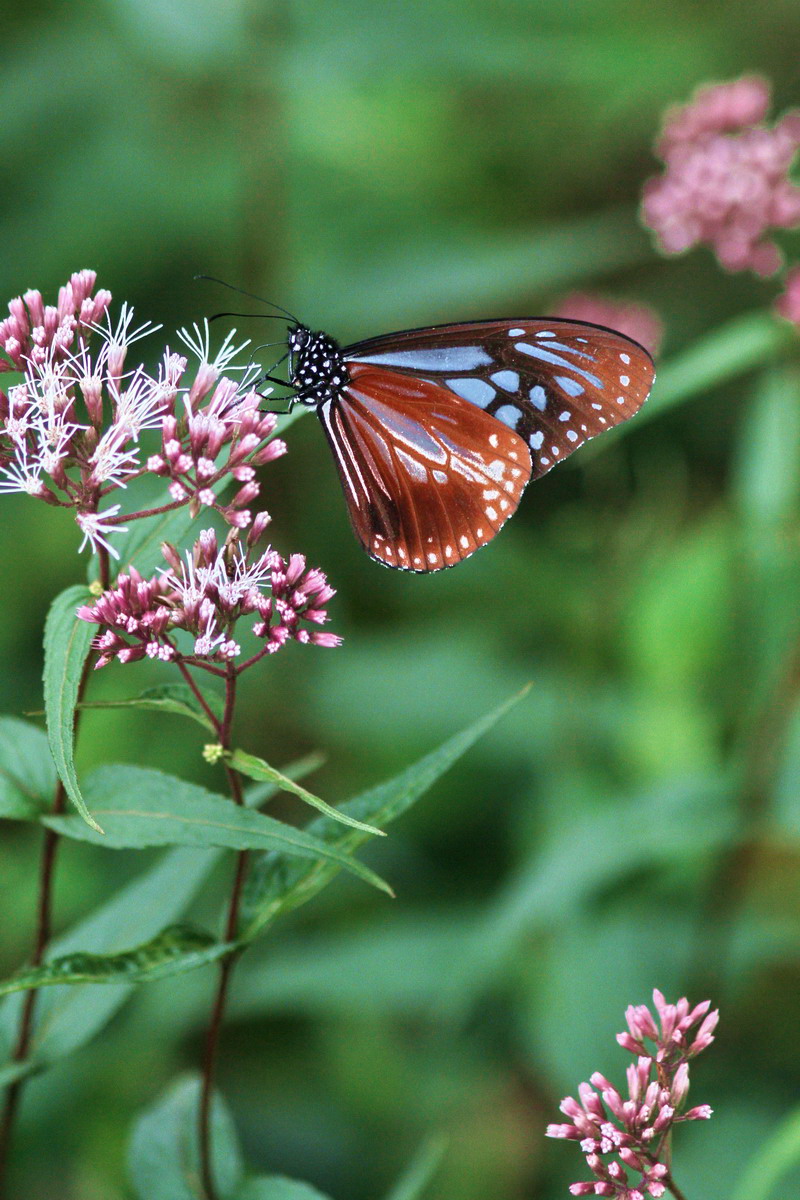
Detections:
[0, 925, 231, 996]
[731, 1103, 800, 1200]
[80, 681, 224, 733]
[382, 1135, 448, 1200]
[733, 368, 800, 529]
[237, 1179, 333, 1200]
[0, 754, 324, 1078]
[0, 847, 216, 1077]
[641, 310, 794, 427]
[43, 584, 101, 831]
[0, 716, 56, 819]
[238, 687, 528, 942]
[44, 765, 391, 896]
[229, 748, 384, 835]
[128, 1076, 243, 1200]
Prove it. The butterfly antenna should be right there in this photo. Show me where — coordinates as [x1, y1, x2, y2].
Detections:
[195, 275, 301, 324]
[208, 310, 291, 325]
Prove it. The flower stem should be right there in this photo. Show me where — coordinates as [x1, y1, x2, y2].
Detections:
[198, 667, 249, 1200]
[666, 1176, 689, 1200]
[0, 613, 101, 1195]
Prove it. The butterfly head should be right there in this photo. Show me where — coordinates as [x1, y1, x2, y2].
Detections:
[288, 324, 346, 407]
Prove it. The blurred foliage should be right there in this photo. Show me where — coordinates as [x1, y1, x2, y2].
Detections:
[2, 0, 800, 1197]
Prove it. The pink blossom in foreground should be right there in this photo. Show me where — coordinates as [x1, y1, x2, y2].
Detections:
[0, 269, 111, 371]
[547, 991, 716, 1198]
[553, 293, 664, 358]
[642, 75, 800, 276]
[0, 272, 287, 559]
[775, 265, 800, 325]
[77, 521, 340, 669]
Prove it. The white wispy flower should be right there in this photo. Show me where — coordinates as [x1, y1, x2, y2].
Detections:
[111, 366, 172, 440]
[90, 303, 161, 366]
[76, 505, 128, 559]
[88, 428, 141, 487]
[177, 320, 251, 376]
[0, 451, 47, 496]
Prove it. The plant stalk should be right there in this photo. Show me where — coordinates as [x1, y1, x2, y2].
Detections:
[198, 667, 249, 1200]
[0, 540, 107, 1195]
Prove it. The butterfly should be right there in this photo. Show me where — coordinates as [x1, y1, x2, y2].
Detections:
[263, 316, 655, 572]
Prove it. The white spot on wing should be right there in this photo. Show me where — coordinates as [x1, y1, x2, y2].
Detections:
[529, 431, 544, 450]
[620, 353, 631, 364]
[567, 430, 579, 442]
[495, 403, 522, 428]
[356, 346, 492, 370]
[529, 385, 547, 411]
[491, 370, 519, 391]
[620, 374, 630, 386]
[446, 377, 495, 407]
[508, 327, 525, 337]
[559, 411, 570, 422]
[555, 375, 584, 397]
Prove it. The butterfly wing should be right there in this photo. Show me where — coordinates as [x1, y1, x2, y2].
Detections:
[345, 318, 655, 480]
[317, 364, 532, 572]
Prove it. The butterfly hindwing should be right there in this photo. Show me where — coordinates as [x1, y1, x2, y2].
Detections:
[318, 364, 532, 572]
[346, 318, 655, 481]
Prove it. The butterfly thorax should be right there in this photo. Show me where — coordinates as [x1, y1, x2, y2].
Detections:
[288, 325, 346, 406]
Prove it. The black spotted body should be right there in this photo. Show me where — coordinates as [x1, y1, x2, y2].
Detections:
[288, 326, 347, 406]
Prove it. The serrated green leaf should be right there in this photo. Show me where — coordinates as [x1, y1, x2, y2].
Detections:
[237, 1178, 333, 1200]
[0, 754, 323, 1079]
[0, 925, 231, 996]
[0, 716, 56, 820]
[43, 584, 101, 831]
[238, 687, 528, 942]
[44, 764, 391, 896]
[229, 748, 383, 835]
[382, 1135, 448, 1200]
[128, 1075, 243, 1200]
[80, 681, 224, 733]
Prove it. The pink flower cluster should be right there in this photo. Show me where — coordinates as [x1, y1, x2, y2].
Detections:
[642, 75, 800, 276]
[0, 272, 286, 558]
[146, 322, 285, 529]
[0, 269, 111, 371]
[553, 293, 664, 358]
[547, 991, 717, 1198]
[78, 522, 340, 670]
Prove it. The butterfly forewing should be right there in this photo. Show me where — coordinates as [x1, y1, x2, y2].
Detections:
[318, 364, 532, 572]
[346, 318, 655, 481]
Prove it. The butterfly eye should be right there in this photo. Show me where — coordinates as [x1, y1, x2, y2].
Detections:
[291, 327, 311, 351]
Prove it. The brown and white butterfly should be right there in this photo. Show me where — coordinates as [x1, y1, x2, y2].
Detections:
[279, 318, 655, 572]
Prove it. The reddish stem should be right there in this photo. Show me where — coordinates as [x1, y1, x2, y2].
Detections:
[176, 660, 223, 733]
[198, 667, 248, 1200]
[0, 582, 102, 1196]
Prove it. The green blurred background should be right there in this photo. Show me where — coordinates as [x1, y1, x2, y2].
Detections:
[2, 1, 800, 1197]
